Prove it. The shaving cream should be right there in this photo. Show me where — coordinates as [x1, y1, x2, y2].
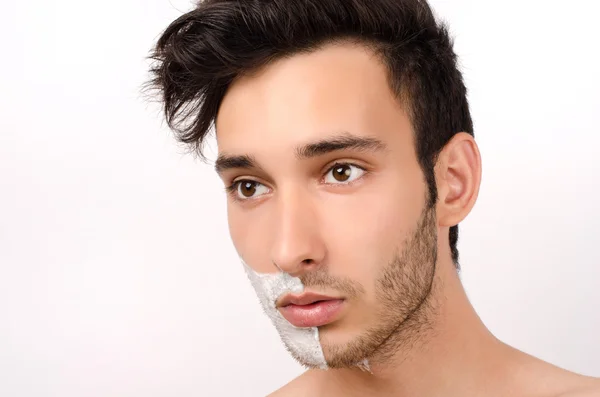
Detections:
[242, 259, 329, 369]
[241, 259, 371, 372]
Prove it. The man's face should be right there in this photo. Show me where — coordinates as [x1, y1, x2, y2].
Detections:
[215, 43, 439, 368]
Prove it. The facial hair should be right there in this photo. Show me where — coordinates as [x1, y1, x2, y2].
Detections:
[302, 202, 439, 369]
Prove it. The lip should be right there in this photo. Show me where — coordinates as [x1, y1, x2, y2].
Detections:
[277, 292, 345, 328]
[276, 292, 340, 308]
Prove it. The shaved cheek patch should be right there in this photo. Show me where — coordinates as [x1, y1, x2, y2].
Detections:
[242, 259, 329, 369]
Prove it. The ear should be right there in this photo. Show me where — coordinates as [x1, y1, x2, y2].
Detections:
[435, 132, 482, 227]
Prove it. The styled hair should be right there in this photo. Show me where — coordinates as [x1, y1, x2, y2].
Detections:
[146, 0, 474, 268]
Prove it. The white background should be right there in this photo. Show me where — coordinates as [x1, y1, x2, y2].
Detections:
[1, 0, 599, 396]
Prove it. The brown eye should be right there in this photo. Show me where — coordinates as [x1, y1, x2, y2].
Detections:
[240, 181, 257, 197]
[233, 180, 269, 200]
[325, 163, 365, 184]
[332, 165, 352, 182]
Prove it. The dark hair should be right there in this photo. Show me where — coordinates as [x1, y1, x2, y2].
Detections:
[146, 0, 473, 269]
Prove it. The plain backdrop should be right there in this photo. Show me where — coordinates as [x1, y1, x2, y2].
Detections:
[1, 0, 599, 396]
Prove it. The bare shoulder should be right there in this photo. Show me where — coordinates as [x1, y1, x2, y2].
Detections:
[508, 346, 600, 397]
[267, 370, 319, 397]
[555, 377, 600, 397]
[266, 382, 303, 397]
[537, 365, 600, 397]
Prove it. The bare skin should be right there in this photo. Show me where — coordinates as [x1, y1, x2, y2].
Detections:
[269, 260, 600, 397]
[215, 41, 600, 397]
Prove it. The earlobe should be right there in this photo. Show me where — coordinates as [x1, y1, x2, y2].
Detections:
[435, 132, 482, 227]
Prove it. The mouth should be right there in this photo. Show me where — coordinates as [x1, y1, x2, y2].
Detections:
[276, 292, 345, 328]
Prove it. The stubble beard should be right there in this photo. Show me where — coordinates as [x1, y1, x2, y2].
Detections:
[318, 202, 439, 369]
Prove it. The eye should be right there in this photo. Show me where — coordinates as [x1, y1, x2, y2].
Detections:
[228, 180, 270, 200]
[324, 163, 366, 184]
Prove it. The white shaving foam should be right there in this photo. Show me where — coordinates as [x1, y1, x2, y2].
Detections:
[241, 259, 371, 372]
[242, 260, 328, 369]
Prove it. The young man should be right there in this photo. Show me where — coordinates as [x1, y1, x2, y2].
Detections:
[147, 0, 600, 395]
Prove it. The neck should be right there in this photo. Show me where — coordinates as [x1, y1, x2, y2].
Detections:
[316, 258, 514, 397]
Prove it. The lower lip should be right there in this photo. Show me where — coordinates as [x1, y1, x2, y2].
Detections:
[279, 299, 345, 328]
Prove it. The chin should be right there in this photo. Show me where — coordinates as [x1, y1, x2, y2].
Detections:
[318, 323, 373, 368]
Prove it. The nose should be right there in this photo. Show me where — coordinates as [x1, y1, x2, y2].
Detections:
[270, 187, 326, 278]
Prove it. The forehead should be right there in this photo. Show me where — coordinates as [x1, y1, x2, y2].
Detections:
[215, 42, 411, 156]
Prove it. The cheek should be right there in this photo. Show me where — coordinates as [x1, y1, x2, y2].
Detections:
[322, 174, 425, 284]
[227, 204, 272, 272]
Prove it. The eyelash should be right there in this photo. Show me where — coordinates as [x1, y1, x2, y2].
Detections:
[224, 162, 367, 202]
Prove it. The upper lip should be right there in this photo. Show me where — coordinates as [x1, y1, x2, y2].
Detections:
[276, 292, 341, 308]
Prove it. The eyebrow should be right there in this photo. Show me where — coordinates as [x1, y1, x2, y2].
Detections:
[214, 132, 387, 176]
